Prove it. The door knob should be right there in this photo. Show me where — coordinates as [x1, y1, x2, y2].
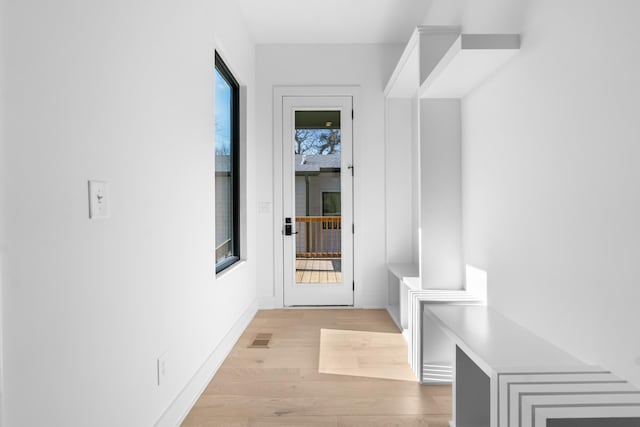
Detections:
[284, 217, 298, 236]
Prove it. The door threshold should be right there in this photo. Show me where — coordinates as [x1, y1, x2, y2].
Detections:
[284, 305, 354, 308]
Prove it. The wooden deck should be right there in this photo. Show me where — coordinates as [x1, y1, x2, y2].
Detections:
[296, 258, 342, 284]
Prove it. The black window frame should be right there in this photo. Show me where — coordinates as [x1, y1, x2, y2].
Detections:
[322, 191, 341, 230]
[215, 52, 240, 274]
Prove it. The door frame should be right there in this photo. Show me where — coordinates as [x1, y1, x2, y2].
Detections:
[273, 86, 361, 308]
[282, 95, 353, 306]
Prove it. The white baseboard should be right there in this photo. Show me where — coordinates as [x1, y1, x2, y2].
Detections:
[258, 296, 278, 309]
[386, 306, 402, 330]
[259, 296, 384, 310]
[153, 299, 258, 427]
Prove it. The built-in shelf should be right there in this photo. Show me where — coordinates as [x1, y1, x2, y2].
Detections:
[387, 261, 487, 383]
[419, 34, 520, 98]
[384, 26, 520, 99]
[386, 263, 419, 332]
[384, 25, 639, 425]
[384, 27, 421, 98]
[403, 277, 420, 290]
[384, 26, 460, 98]
[409, 290, 483, 383]
[387, 262, 419, 281]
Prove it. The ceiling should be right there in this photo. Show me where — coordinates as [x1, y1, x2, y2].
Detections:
[237, 0, 433, 44]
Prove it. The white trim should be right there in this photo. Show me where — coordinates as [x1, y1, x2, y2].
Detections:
[215, 259, 247, 281]
[153, 299, 258, 427]
[384, 26, 460, 98]
[0, 250, 4, 427]
[239, 84, 249, 262]
[262, 305, 364, 311]
[272, 86, 361, 308]
[535, 405, 640, 427]
[384, 27, 421, 96]
[383, 97, 390, 266]
[498, 371, 618, 427]
[538, 404, 640, 419]
[257, 296, 277, 310]
[282, 96, 353, 306]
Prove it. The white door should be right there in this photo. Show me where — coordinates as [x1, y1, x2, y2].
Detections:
[282, 96, 354, 306]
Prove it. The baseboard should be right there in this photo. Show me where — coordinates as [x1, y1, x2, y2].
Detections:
[258, 296, 278, 309]
[401, 328, 410, 342]
[259, 297, 385, 310]
[153, 299, 258, 427]
[386, 306, 402, 330]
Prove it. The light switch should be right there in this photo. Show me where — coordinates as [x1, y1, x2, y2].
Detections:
[88, 180, 109, 219]
[258, 201, 272, 214]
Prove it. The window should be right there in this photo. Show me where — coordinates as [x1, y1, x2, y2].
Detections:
[322, 192, 341, 216]
[215, 52, 240, 273]
[322, 191, 341, 229]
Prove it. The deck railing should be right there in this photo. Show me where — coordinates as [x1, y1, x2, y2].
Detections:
[296, 216, 341, 258]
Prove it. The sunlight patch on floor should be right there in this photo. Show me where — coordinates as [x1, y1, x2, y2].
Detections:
[318, 328, 417, 382]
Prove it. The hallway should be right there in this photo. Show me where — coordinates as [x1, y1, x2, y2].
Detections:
[182, 310, 451, 426]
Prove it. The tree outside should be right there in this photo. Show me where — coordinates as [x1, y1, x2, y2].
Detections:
[295, 128, 341, 155]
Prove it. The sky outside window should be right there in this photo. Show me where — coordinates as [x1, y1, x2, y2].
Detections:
[215, 69, 232, 154]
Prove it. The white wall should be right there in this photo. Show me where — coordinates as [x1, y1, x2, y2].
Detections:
[0, 0, 6, 423]
[423, 0, 640, 386]
[256, 44, 402, 308]
[385, 98, 415, 265]
[420, 100, 462, 290]
[1, 1, 257, 426]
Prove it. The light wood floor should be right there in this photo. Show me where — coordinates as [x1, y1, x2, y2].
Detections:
[181, 309, 452, 427]
[296, 259, 342, 283]
[318, 329, 418, 382]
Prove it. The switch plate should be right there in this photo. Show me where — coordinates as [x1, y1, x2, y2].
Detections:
[88, 180, 109, 219]
[258, 201, 272, 214]
[157, 353, 167, 386]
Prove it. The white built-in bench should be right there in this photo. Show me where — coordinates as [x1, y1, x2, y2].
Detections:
[387, 263, 484, 382]
[386, 262, 419, 335]
[423, 304, 640, 427]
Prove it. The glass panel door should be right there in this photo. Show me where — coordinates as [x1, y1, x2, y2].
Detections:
[282, 97, 353, 306]
[294, 110, 342, 285]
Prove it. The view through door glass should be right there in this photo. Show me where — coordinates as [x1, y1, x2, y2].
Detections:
[294, 111, 342, 285]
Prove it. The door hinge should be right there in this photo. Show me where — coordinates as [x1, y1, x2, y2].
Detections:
[351, 109, 354, 120]
[352, 223, 354, 234]
[352, 280, 355, 291]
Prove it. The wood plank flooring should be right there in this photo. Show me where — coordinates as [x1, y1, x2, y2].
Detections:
[181, 309, 452, 427]
[296, 259, 342, 283]
[318, 329, 418, 382]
